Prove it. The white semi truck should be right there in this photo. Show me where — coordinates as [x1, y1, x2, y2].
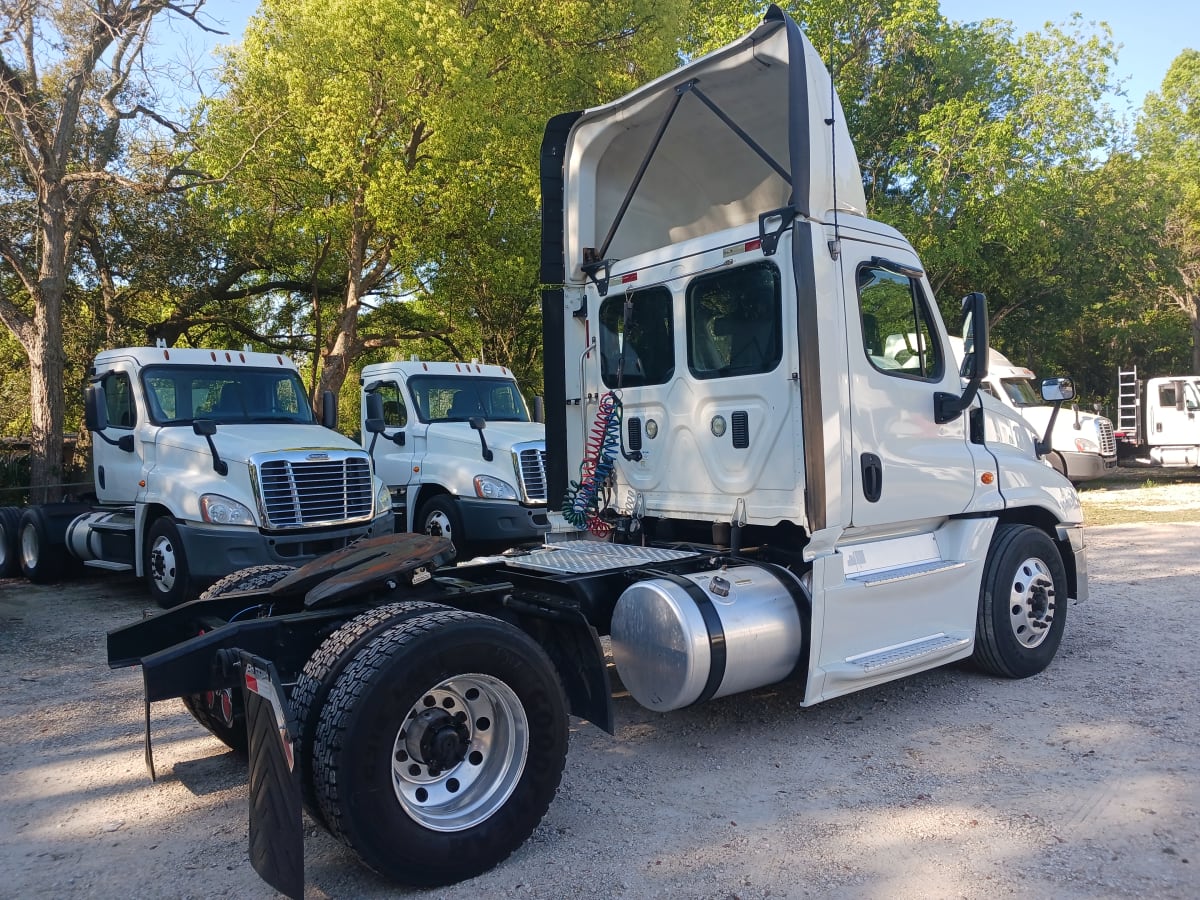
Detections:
[107, 9, 1087, 896]
[0, 344, 393, 606]
[960, 342, 1117, 482]
[359, 358, 549, 556]
[1115, 367, 1200, 465]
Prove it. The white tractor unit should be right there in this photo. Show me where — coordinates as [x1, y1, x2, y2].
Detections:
[1115, 367, 1200, 467]
[0, 344, 393, 606]
[107, 9, 1087, 896]
[359, 358, 549, 556]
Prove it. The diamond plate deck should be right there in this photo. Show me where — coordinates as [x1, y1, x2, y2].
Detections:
[504, 542, 700, 575]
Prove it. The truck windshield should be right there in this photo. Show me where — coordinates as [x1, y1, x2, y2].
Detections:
[999, 377, 1042, 408]
[142, 366, 315, 425]
[406, 375, 531, 423]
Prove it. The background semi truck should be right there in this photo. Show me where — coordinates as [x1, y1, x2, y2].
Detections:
[107, 8, 1087, 896]
[359, 358, 549, 557]
[0, 344, 393, 606]
[953, 340, 1117, 482]
[1115, 367, 1200, 466]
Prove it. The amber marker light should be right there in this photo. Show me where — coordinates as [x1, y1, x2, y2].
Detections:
[980, 472, 995, 485]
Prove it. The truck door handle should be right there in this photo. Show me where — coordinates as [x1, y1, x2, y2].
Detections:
[861, 453, 883, 503]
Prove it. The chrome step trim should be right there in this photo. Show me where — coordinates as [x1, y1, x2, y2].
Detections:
[847, 633, 971, 672]
[83, 559, 134, 572]
[850, 558, 965, 586]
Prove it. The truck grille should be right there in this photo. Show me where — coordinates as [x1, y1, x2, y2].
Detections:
[513, 443, 548, 504]
[1097, 417, 1116, 457]
[253, 453, 374, 528]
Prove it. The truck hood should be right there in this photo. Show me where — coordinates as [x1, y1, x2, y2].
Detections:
[424, 421, 545, 454]
[155, 423, 364, 464]
[559, 4, 865, 282]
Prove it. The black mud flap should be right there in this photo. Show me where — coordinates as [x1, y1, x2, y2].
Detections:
[239, 652, 304, 900]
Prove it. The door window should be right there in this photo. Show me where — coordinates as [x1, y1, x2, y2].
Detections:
[102, 372, 136, 429]
[376, 381, 408, 427]
[599, 287, 675, 388]
[857, 266, 943, 380]
[686, 262, 782, 379]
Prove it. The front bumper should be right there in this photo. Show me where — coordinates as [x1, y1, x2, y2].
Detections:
[1060, 451, 1117, 483]
[457, 497, 550, 543]
[176, 511, 394, 580]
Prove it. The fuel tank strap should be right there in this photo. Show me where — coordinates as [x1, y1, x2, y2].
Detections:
[652, 572, 727, 705]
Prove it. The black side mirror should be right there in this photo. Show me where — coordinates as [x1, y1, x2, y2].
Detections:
[365, 392, 386, 433]
[936, 292, 988, 424]
[84, 384, 108, 432]
[192, 419, 228, 475]
[321, 391, 338, 429]
[469, 416, 493, 461]
[533, 396, 545, 424]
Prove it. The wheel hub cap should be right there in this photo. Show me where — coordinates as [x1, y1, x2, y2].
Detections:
[1009, 556, 1056, 649]
[391, 673, 528, 832]
[151, 535, 177, 591]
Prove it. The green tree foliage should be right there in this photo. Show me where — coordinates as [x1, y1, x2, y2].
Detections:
[194, 0, 688, 407]
[0, 0, 211, 499]
[1138, 49, 1200, 372]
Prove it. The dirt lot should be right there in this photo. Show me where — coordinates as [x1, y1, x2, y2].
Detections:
[2, 474, 1198, 899]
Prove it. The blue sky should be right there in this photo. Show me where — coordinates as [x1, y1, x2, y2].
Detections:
[163, 1, 1192, 115]
[938, 0, 1194, 112]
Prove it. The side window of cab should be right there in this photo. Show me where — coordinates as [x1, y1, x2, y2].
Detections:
[377, 382, 407, 427]
[103, 372, 136, 429]
[858, 265, 943, 380]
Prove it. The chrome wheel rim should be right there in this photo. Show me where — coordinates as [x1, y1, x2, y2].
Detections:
[19, 523, 38, 570]
[424, 509, 454, 541]
[391, 673, 528, 832]
[1009, 556, 1056, 648]
[150, 533, 178, 593]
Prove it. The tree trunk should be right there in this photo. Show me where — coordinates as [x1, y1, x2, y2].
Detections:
[316, 213, 368, 404]
[29, 187, 70, 503]
[1190, 298, 1200, 375]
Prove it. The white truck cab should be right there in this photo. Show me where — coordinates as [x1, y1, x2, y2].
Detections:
[541, 4, 1085, 699]
[1116, 368, 1200, 466]
[359, 359, 550, 556]
[9, 345, 393, 606]
[955, 341, 1117, 482]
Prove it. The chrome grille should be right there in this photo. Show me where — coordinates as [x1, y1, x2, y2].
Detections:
[513, 442, 548, 503]
[1097, 417, 1116, 457]
[254, 454, 373, 528]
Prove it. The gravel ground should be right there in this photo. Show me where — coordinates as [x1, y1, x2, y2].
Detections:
[1, 484, 1198, 899]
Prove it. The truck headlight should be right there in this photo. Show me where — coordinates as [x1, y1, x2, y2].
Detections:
[474, 475, 517, 500]
[199, 494, 256, 526]
[1074, 437, 1099, 453]
[376, 482, 393, 514]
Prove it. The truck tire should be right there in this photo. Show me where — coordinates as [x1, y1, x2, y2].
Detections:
[18, 508, 61, 584]
[972, 524, 1068, 679]
[180, 564, 296, 752]
[312, 609, 568, 886]
[416, 495, 465, 560]
[0, 506, 22, 578]
[144, 516, 193, 608]
[292, 600, 453, 827]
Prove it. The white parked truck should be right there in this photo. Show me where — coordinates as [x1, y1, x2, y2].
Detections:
[359, 358, 549, 556]
[0, 345, 393, 607]
[1115, 367, 1200, 466]
[959, 341, 1117, 482]
[107, 9, 1087, 896]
